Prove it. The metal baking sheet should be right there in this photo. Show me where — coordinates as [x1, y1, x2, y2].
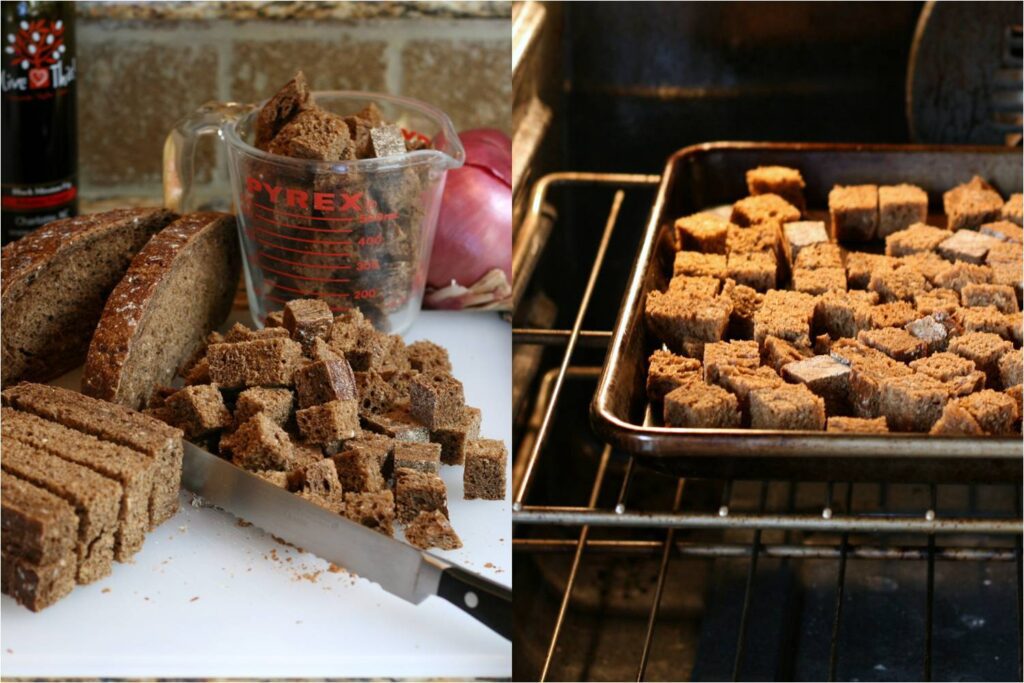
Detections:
[591, 142, 1023, 482]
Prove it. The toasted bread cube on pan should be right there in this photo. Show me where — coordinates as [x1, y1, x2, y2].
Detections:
[857, 327, 928, 363]
[943, 176, 1003, 230]
[1001, 193, 1023, 227]
[980, 220, 1023, 243]
[782, 221, 828, 264]
[948, 331, 1014, 382]
[868, 266, 928, 303]
[673, 251, 727, 279]
[961, 283, 1019, 314]
[749, 383, 826, 430]
[878, 373, 949, 432]
[914, 288, 961, 316]
[781, 354, 851, 414]
[702, 340, 760, 384]
[937, 230, 1002, 265]
[726, 252, 777, 291]
[956, 390, 1020, 435]
[663, 379, 741, 428]
[792, 267, 846, 296]
[999, 349, 1023, 390]
[815, 289, 878, 339]
[884, 223, 952, 257]
[674, 212, 729, 253]
[878, 184, 928, 238]
[845, 252, 895, 289]
[794, 242, 844, 270]
[829, 184, 878, 242]
[731, 193, 800, 227]
[762, 335, 811, 373]
[746, 166, 806, 212]
[647, 350, 702, 402]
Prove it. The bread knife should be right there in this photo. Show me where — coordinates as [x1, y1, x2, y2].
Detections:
[180, 441, 511, 639]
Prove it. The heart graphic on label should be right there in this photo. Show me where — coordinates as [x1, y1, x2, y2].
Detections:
[28, 68, 49, 89]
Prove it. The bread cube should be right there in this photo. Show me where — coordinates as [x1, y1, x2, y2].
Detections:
[762, 335, 811, 373]
[782, 221, 828, 265]
[293, 358, 357, 408]
[878, 373, 950, 432]
[792, 267, 847, 295]
[815, 289, 879, 338]
[914, 288, 961, 316]
[235, 387, 293, 427]
[406, 340, 452, 374]
[998, 349, 1023, 389]
[663, 380, 740, 428]
[904, 314, 956, 353]
[229, 413, 295, 471]
[332, 448, 386, 493]
[781, 354, 851, 414]
[868, 266, 927, 303]
[395, 467, 448, 522]
[794, 242, 844, 270]
[702, 340, 760, 384]
[961, 283, 1019, 314]
[980, 220, 1023, 243]
[930, 402, 985, 435]
[943, 176, 1003, 230]
[255, 470, 290, 488]
[726, 252, 777, 291]
[283, 299, 333, 349]
[207, 338, 305, 389]
[354, 370, 397, 416]
[430, 406, 482, 465]
[844, 252, 894, 289]
[393, 441, 441, 474]
[957, 390, 1020, 435]
[674, 212, 730, 253]
[463, 439, 507, 500]
[716, 365, 786, 412]
[264, 310, 285, 328]
[753, 290, 817, 348]
[857, 327, 928, 362]
[937, 230, 1002, 265]
[165, 384, 232, 439]
[853, 300, 917, 332]
[409, 373, 465, 429]
[746, 166, 806, 212]
[343, 490, 395, 536]
[749, 383, 826, 430]
[909, 352, 977, 382]
[948, 331, 1014, 382]
[731, 193, 800, 227]
[884, 223, 953, 257]
[645, 290, 732, 351]
[673, 251, 727, 279]
[294, 459, 344, 513]
[1009, 312, 1023, 346]
[878, 184, 928, 238]
[721, 279, 764, 338]
[405, 510, 462, 550]
[647, 350, 702, 402]
[954, 306, 1012, 339]
[1006, 385, 1023, 425]
[667, 275, 721, 298]
[827, 416, 889, 434]
[1001, 193, 1023, 227]
[363, 406, 430, 443]
[727, 223, 782, 256]
[295, 399, 359, 446]
[829, 184, 878, 242]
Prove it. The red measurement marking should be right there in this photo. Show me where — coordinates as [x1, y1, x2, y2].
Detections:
[252, 202, 357, 223]
[259, 251, 353, 271]
[266, 293, 350, 313]
[248, 207, 355, 234]
[256, 261, 352, 284]
[251, 226, 352, 246]
[271, 282, 352, 299]
[253, 236, 353, 258]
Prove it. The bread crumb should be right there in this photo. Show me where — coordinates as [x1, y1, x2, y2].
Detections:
[101, 588, 111, 594]
[328, 563, 344, 573]
[190, 596, 200, 602]
[236, 519, 252, 528]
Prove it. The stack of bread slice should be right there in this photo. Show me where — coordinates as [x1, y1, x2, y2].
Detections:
[1, 383, 183, 611]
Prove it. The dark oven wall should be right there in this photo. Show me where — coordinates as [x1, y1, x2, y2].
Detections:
[562, 1, 923, 174]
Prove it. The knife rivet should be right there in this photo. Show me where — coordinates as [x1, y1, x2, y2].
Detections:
[465, 591, 479, 609]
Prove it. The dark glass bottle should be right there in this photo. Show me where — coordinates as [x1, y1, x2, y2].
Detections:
[1, 1, 77, 244]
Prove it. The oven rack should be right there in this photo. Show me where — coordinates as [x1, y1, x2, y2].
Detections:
[511, 172, 1024, 681]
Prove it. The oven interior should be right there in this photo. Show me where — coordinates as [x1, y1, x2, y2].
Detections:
[512, 3, 1023, 680]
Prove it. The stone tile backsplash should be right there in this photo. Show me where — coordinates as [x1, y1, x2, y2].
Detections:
[76, 4, 510, 199]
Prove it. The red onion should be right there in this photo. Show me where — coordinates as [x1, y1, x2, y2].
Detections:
[424, 129, 512, 310]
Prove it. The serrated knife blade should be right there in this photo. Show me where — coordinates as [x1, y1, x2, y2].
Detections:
[180, 442, 510, 638]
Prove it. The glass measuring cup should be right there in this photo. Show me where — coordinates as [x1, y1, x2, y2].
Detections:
[163, 91, 465, 333]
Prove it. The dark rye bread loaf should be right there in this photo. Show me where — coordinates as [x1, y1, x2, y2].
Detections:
[2, 382, 185, 526]
[1, 208, 178, 387]
[2, 407, 156, 560]
[82, 212, 241, 410]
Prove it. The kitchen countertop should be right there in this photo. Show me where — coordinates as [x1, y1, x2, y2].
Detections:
[0, 311, 511, 679]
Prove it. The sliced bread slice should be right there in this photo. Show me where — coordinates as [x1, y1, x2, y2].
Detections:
[82, 212, 241, 410]
[1, 208, 178, 387]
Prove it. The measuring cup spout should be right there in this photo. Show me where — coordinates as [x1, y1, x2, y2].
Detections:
[163, 101, 256, 212]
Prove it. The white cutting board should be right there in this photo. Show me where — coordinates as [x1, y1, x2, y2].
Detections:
[0, 311, 512, 679]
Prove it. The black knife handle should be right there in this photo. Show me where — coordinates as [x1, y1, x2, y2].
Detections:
[438, 565, 512, 640]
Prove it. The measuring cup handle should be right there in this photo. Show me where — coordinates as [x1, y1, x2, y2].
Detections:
[162, 101, 255, 213]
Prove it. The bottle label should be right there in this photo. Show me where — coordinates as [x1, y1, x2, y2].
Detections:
[1, 17, 75, 97]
